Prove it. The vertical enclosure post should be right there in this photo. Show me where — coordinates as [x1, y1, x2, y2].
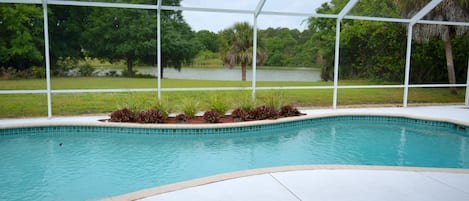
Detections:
[252, 16, 258, 100]
[403, 24, 413, 107]
[332, 19, 341, 109]
[332, 0, 358, 109]
[466, 58, 469, 106]
[157, 0, 162, 100]
[252, 0, 266, 101]
[403, 0, 442, 107]
[42, 0, 52, 118]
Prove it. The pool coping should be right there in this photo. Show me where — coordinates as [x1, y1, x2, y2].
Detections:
[102, 165, 469, 201]
[1, 110, 468, 130]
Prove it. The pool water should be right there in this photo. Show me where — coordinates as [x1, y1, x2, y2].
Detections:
[0, 119, 468, 201]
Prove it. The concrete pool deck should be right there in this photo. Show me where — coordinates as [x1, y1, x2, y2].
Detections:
[129, 166, 469, 201]
[1, 105, 469, 200]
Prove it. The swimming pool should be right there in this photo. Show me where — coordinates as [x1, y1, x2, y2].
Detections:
[0, 116, 468, 201]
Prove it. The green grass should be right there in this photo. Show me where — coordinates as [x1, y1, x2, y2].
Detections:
[0, 78, 465, 118]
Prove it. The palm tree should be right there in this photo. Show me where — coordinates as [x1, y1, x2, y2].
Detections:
[395, 0, 469, 94]
[219, 22, 266, 81]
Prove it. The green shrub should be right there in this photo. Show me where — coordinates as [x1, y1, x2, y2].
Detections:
[149, 99, 171, 118]
[78, 63, 95, 77]
[180, 98, 199, 118]
[237, 96, 256, 111]
[121, 69, 137, 77]
[0, 67, 32, 79]
[207, 95, 230, 115]
[263, 91, 285, 110]
[117, 95, 147, 113]
[55, 57, 77, 76]
[31, 66, 45, 78]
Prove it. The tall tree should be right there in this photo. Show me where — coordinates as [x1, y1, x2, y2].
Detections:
[160, 10, 200, 78]
[0, 4, 43, 70]
[260, 28, 300, 67]
[395, 0, 469, 94]
[219, 22, 266, 81]
[83, 7, 156, 77]
[83, 0, 198, 78]
[48, 5, 90, 75]
[195, 30, 218, 52]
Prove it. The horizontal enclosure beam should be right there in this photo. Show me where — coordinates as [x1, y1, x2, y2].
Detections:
[161, 5, 253, 14]
[261, 11, 338, 18]
[49, 0, 157, 9]
[2, 0, 468, 27]
[344, 15, 410, 23]
[0, 90, 47, 94]
[0, 0, 40, 3]
[1, 84, 467, 95]
[417, 20, 469, 27]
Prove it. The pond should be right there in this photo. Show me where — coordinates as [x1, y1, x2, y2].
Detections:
[136, 67, 321, 82]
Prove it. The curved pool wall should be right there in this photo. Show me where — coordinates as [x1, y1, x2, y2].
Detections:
[2, 114, 469, 136]
[1, 113, 469, 201]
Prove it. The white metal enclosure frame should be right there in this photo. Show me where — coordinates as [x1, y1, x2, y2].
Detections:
[0, 0, 468, 118]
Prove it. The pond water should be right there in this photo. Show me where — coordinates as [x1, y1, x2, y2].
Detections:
[137, 67, 321, 82]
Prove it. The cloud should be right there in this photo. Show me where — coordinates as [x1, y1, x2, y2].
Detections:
[181, 0, 328, 32]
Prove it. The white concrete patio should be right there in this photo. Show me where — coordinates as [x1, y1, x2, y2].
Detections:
[137, 167, 469, 201]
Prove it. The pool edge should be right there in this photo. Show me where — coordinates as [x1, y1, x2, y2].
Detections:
[103, 165, 469, 201]
[1, 111, 468, 130]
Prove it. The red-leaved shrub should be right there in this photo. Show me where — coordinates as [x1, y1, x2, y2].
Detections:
[110, 108, 134, 122]
[231, 108, 248, 122]
[203, 110, 221, 123]
[135, 109, 166, 123]
[280, 105, 301, 117]
[248, 105, 279, 120]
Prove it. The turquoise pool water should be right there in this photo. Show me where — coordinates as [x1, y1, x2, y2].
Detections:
[0, 116, 468, 201]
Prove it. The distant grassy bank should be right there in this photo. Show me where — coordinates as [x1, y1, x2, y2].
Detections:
[0, 78, 465, 118]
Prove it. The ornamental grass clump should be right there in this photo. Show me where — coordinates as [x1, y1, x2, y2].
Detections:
[110, 108, 134, 122]
[280, 105, 301, 117]
[180, 98, 199, 119]
[248, 105, 279, 120]
[203, 110, 221, 123]
[135, 109, 166, 123]
[231, 107, 248, 122]
[150, 99, 171, 118]
[238, 96, 256, 111]
[207, 95, 231, 116]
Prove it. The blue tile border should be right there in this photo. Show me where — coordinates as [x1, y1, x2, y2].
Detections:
[0, 115, 467, 136]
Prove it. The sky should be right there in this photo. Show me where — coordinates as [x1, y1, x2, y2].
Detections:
[180, 0, 329, 32]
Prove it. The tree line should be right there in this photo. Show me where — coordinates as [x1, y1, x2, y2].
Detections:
[0, 0, 468, 85]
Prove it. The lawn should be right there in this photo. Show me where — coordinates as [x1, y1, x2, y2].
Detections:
[0, 77, 465, 118]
